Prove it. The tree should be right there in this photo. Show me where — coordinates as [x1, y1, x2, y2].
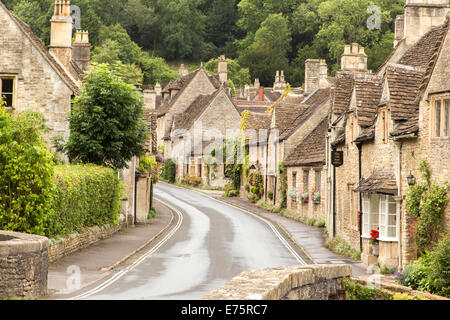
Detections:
[65, 64, 148, 170]
[238, 43, 288, 86]
[155, 0, 207, 60]
[92, 24, 177, 86]
[254, 13, 292, 57]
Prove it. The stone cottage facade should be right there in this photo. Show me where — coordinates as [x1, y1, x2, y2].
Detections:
[0, 1, 84, 142]
[327, 2, 449, 270]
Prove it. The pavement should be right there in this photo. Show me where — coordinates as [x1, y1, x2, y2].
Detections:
[47, 199, 174, 299]
[46, 183, 379, 299]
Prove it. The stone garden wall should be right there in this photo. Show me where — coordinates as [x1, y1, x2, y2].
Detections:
[0, 230, 49, 299]
[203, 264, 351, 300]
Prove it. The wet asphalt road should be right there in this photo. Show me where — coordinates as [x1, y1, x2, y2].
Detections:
[72, 183, 305, 300]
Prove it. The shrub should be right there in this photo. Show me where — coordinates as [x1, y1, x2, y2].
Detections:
[0, 107, 55, 236]
[182, 174, 201, 186]
[325, 237, 361, 261]
[161, 158, 176, 183]
[147, 207, 156, 220]
[48, 164, 123, 238]
[401, 236, 450, 297]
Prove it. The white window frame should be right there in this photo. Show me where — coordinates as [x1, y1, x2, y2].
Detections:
[362, 194, 370, 237]
[361, 193, 398, 241]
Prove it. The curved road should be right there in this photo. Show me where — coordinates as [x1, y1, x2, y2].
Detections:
[69, 183, 309, 300]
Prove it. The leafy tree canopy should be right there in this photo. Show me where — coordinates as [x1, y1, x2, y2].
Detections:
[64, 64, 148, 170]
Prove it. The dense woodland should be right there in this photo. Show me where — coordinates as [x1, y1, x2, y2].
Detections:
[3, 0, 406, 87]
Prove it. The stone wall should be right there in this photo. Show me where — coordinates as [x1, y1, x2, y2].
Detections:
[0, 4, 74, 143]
[202, 264, 351, 300]
[0, 230, 48, 299]
[48, 223, 125, 263]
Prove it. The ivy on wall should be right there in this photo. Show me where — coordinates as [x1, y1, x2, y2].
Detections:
[278, 162, 287, 210]
[406, 159, 449, 256]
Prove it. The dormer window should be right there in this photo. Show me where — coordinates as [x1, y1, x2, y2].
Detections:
[0, 77, 14, 108]
[432, 97, 450, 139]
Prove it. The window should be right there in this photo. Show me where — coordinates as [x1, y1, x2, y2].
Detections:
[362, 194, 398, 240]
[303, 169, 309, 191]
[315, 170, 321, 191]
[0, 77, 14, 107]
[432, 97, 450, 138]
[292, 172, 297, 189]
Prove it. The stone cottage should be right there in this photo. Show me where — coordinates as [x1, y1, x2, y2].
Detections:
[261, 59, 333, 207]
[327, 1, 449, 270]
[169, 87, 242, 186]
[0, 0, 87, 142]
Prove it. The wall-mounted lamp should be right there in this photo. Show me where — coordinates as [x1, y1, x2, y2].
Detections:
[407, 172, 416, 186]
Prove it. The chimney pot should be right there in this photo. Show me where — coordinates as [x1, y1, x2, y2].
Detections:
[258, 86, 264, 102]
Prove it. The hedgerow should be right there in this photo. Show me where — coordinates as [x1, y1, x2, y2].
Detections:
[0, 107, 55, 236]
[48, 164, 123, 238]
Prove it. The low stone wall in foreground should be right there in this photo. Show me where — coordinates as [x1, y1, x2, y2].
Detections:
[203, 264, 352, 300]
[0, 230, 49, 299]
[48, 222, 126, 263]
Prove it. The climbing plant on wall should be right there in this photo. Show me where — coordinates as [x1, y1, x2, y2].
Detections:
[406, 159, 449, 256]
[278, 162, 287, 209]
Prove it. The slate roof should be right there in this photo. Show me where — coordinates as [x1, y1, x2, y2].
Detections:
[354, 171, 398, 195]
[284, 118, 328, 167]
[2, 4, 80, 95]
[157, 69, 201, 117]
[354, 77, 383, 127]
[173, 91, 219, 132]
[279, 88, 331, 141]
[398, 21, 449, 69]
[332, 72, 355, 116]
[355, 124, 375, 143]
[331, 130, 345, 148]
[246, 112, 271, 131]
[386, 64, 425, 122]
[387, 17, 449, 138]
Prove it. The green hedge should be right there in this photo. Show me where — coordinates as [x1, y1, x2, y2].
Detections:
[48, 164, 123, 238]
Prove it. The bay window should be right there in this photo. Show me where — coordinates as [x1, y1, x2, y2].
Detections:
[362, 193, 398, 241]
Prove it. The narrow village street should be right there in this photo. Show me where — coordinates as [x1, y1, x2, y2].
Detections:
[55, 183, 309, 300]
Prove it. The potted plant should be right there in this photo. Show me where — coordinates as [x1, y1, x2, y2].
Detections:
[300, 190, 309, 204]
[370, 228, 380, 256]
[267, 190, 274, 201]
[288, 189, 297, 202]
[311, 190, 321, 204]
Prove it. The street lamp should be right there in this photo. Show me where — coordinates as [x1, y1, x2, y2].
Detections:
[407, 172, 416, 186]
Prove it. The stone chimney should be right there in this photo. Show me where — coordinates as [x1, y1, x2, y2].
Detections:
[404, 0, 449, 46]
[72, 30, 90, 72]
[394, 15, 405, 48]
[179, 64, 188, 77]
[258, 86, 264, 102]
[218, 55, 228, 84]
[244, 84, 250, 101]
[305, 59, 329, 93]
[340, 43, 368, 72]
[155, 82, 162, 95]
[254, 78, 260, 89]
[143, 89, 156, 110]
[273, 70, 286, 92]
[49, 1, 73, 71]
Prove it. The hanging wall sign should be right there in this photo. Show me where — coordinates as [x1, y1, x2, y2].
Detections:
[331, 150, 344, 167]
